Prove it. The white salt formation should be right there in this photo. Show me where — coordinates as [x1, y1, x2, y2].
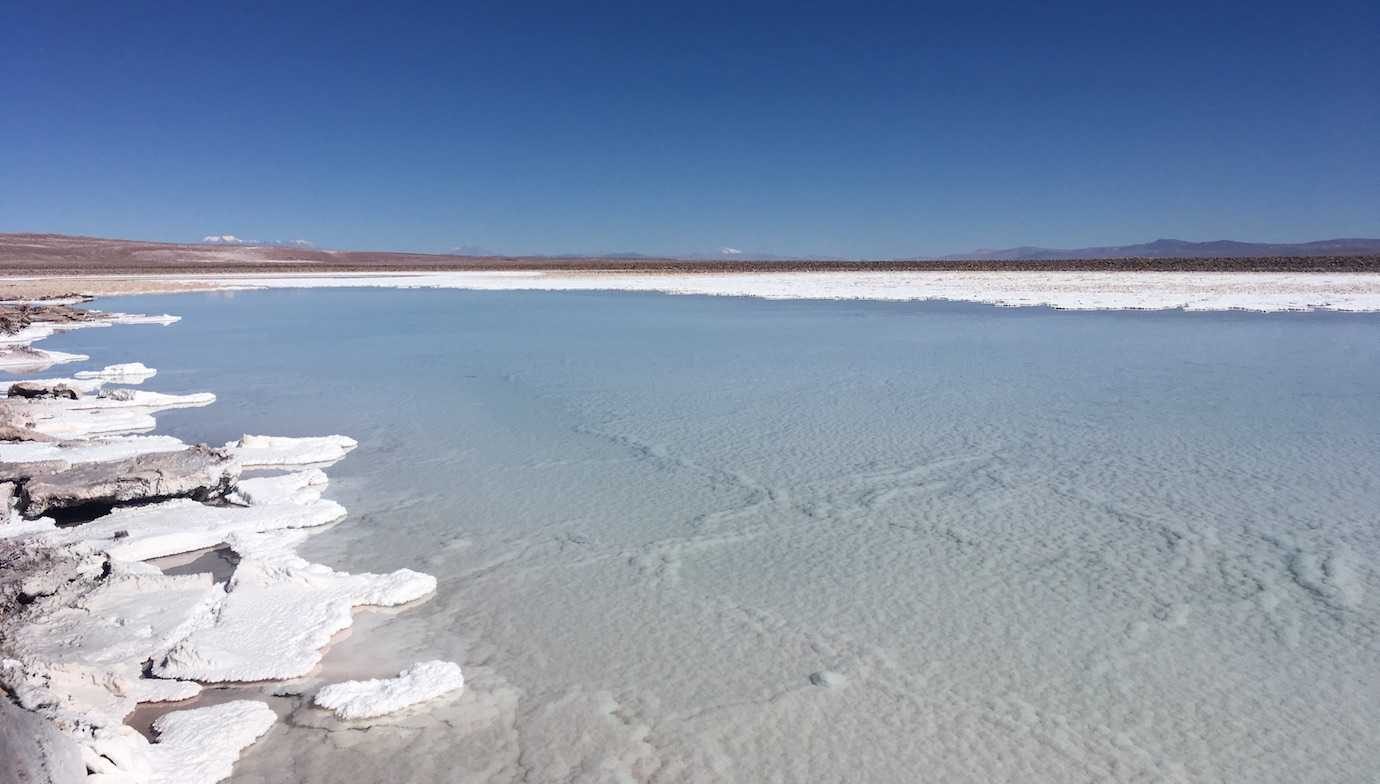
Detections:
[155, 529, 436, 682]
[226, 468, 329, 506]
[0, 434, 187, 465]
[313, 660, 465, 720]
[141, 701, 276, 784]
[0, 322, 76, 347]
[69, 389, 216, 411]
[4, 389, 216, 442]
[0, 347, 90, 372]
[87, 312, 181, 327]
[0, 311, 175, 373]
[35, 496, 349, 561]
[227, 433, 359, 468]
[74, 362, 158, 383]
[0, 305, 443, 784]
[0, 376, 108, 395]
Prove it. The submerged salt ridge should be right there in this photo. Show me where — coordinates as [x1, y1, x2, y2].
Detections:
[0, 307, 459, 784]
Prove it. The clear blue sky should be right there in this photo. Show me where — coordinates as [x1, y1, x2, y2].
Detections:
[2, 1, 1377, 257]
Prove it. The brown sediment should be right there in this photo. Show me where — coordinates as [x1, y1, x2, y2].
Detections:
[3, 232, 1380, 279]
[5, 231, 1380, 302]
[0, 277, 224, 302]
[0, 301, 105, 332]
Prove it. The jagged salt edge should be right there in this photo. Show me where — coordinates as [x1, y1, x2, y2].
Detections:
[0, 347, 90, 372]
[73, 362, 158, 382]
[226, 468, 329, 507]
[155, 526, 437, 683]
[0, 434, 188, 465]
[313, 660, 464, 720]
[226, 434, 359, 469]
[143, 701, 276, 784]
[0, 311, 175, 373]
[0, 375, 108, 395]
[9, 568, 222, 709]
[79, 700, 276, 784]
[9, 391, 217, 441]
[1, 312, 436, 784]
[66, 390, 217, 411]
[36, 496, 349, 562]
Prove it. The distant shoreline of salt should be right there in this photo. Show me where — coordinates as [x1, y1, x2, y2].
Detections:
[11, 269, 1380, 313]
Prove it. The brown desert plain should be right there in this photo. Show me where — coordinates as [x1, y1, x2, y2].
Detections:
[3, 232, 1380, 301]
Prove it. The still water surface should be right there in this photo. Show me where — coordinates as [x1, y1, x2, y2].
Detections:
[47, 289, 1380, 783]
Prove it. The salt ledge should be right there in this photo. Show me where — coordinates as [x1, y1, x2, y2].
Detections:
[313, 660, 464, 720]
[0, 304, 443, 784]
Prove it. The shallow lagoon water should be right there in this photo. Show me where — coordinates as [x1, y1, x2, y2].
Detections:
[47, 289, 1380, 782]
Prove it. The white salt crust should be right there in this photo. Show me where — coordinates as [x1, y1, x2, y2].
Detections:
[36, 496, 350, 562]
[140, 700, 276, 784]
[0, 347, 90, 372]
[153, 269, 1380, 312]
[0, 376, 109, 395]
[16, 391, 216, 441]
[73, 362, 158, 383]
[67, 391, 217, 412]
[313, 660, 464, 720]
[226, 434, 359, 468]
[0, 311, 440, 784]
[154, 528, 437, 683]
[0, 313, 175, 373]
[75, 700, 275, 784]
[0, 435, 187, 465]
[226, 469, 329, 507]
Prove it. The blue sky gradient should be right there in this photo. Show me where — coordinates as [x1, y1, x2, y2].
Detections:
[2, 1, 1377, 257]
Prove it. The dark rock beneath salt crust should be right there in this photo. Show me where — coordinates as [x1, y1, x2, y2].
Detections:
[10, 445, 241, 518]
[7, 381, 79, 400]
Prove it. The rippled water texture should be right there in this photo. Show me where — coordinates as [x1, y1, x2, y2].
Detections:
[48, 289, 1380, 783]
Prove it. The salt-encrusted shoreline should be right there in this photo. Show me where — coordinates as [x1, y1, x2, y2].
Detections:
[0, 303, 461, 783]
[9, 269, 1380, 312]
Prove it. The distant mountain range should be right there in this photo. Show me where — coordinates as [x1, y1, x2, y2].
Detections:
[517, 238, 1380, 262]
[526, 250, 847, 262]
[932, 238, 1380, 261]
[1, 233, 1378, 276]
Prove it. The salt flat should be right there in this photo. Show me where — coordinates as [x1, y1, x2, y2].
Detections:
[8, 268, 1380, 312]
[160, 269, 1380, 312]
